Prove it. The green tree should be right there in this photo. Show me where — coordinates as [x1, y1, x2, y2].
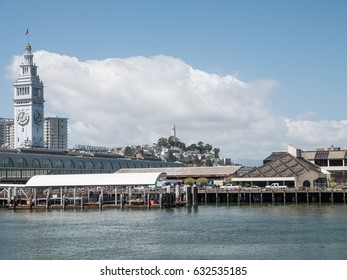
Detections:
[157, 137, 169, 147]
[168, 136, 177, 147]
[196, 177, 208, 186]
[204, 159, 213, 166]
[213, 148, 220, 158]
[187, 143, 198, 151]
[167, 149, 178, 162]
[184, 177, 195, 185]
[204, 143, 213, 152]
[124, 146, 134, 157]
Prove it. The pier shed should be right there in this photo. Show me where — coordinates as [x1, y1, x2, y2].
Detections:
[116, 166, 242, 185]
[25, 172, 166, 188]
[1, 172, 167, 209]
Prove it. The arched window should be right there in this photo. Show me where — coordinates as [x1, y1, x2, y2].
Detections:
[105, 162, 113, 170]
[66, 160, 75, 169]
[95, 162, 104, 170]
[1, 157, 14, 167]
[16, 158, 28, 167]
[86, 161, 95, 169]
[76, 161, 85, 169]
[119, 161, 128, 168]
[43, 159, 53, 168]
[32, 158, 41, 168]
[54, 160, 64, 169]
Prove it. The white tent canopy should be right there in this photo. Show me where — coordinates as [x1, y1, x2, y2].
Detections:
[25, 172, 166, 188]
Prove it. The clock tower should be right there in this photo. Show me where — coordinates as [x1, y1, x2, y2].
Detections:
[13, 43, 45, 148]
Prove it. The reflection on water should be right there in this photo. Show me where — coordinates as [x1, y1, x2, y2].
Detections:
[0, 204, 347, 260]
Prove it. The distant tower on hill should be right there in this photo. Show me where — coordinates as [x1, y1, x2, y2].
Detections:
[171, 125, 176, 139]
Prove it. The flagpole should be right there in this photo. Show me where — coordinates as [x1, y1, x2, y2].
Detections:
[25, 29, 29, 44]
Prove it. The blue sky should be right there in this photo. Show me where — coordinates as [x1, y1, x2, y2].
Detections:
[1, 0, 346, 161]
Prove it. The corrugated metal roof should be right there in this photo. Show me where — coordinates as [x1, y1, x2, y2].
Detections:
[243, 153, 322, 178]
[328, 150, 347, 159]
[25, 172, 165, 187]
[302, 151, 316, 160]
[263, 152, 287, 162]
[116, 166, 242, 177]
[315, 151, 329, 160]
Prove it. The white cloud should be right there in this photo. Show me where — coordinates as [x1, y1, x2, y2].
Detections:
[7, 51, 347, 159]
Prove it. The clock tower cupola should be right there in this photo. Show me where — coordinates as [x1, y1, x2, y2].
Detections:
[13, 43, 45, 148]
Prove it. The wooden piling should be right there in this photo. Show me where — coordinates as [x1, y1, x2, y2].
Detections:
[159, 193, 163, 209]
[318, 190, 322, 204]
[215, 188, 219, 204]
[186, 186, 192, 207]
[260, 190, 263, 205]
[98, 194, 103, 210]
[115, 187, 118, 206]
[192, 185, 198, 207]
[175, 185, 180, 204]
[60, 187, 64, 207]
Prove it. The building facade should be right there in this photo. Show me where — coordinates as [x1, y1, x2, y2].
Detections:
[0, 118, 14, 148]
[302, 146, 347, 184]
[0, 148, 183, 184]
[13, 43, 45, 148]
[234, 145, 328, 189]
[44, 117, 68, 150]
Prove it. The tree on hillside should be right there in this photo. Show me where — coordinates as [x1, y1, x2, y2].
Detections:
[157, 137, 169, 147]
[124, 146, 134, 157]
[213, 148, 220, 158]
[187, 143, 198, 151]
[204, 143, 213, 152]
[204, 159, 213, 166]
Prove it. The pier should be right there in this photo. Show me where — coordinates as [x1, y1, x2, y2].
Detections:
[1, 185, 346, 210]
[197, 188, 347, 205]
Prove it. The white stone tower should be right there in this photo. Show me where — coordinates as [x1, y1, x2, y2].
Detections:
[171, 125, 176, 139]
[13, 43, 45, 148]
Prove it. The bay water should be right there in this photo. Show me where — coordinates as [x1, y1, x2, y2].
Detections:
[1, 204, 346, 260]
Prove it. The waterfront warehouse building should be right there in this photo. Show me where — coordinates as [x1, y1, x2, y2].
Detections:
[0, 148, 182, 184]
[117, 166, 242, 185]
[233, 145, 329, 188]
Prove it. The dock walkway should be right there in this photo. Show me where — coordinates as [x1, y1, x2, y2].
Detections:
[1, 186, 346, 209]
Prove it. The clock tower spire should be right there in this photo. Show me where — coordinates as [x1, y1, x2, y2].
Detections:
[13, 42, 45, 148]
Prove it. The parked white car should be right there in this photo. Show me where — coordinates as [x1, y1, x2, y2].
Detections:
[221, 184, 241, 190]
[265, 183, 287, 190]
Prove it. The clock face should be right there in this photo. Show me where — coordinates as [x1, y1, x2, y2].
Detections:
[17, 110, 29, 125]
[34, 110, 43, 125]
